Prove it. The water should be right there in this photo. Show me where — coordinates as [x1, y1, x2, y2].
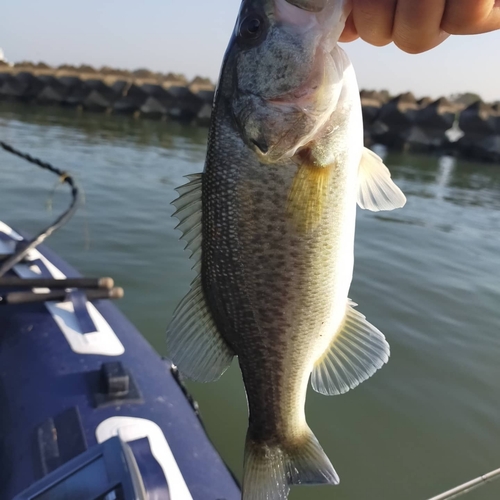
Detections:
[1, 102, 500, 500]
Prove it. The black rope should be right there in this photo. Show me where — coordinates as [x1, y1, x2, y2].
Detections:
[0, 141, 81, 277]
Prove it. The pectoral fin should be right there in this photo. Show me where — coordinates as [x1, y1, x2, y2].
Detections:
[167, 173, 234, 382]
[357, 147, 406, 212]
[311, 300, 390, 396]
[287, 163, 334, 232]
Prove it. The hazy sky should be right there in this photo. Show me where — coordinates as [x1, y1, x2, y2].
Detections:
[1, 0, 499, 101]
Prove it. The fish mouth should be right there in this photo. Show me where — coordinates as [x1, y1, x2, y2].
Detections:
[276, 0, 349, 50]
[266, 43, 325, 109]
[237, 0, 349, 163]
[257, 0, 348, 162]
[285, 0, 328, 12]
[254, 48, 338, 162]
[270, 0, 346, 106]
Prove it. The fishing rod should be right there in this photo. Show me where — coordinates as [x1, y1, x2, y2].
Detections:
[0, 286, 124, 305]
[426, 466, 500, 500]
[0, 140, 125, 303]
[0, 276, 114, 289]
[0, 140, 82, 277]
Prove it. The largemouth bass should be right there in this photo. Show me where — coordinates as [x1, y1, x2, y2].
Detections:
[167, 0, 406, 498]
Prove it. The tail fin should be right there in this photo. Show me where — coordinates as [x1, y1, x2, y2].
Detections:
[242, 429, 339, 500]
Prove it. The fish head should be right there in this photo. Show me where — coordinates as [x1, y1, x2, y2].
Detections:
[226, 0, 351, 162]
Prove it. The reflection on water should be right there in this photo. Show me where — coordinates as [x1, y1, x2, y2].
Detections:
[435, 155, 455, 200]
[386, 151, 500, 208]
[0, 101, 208, 151]
[1, 101, 500, 500]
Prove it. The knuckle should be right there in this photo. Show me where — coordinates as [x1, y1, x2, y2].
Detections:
[393, 36, 428, 54]
[358, 27, 393, 46]
[354, 0, 380, 19]
[441, 17, 471, 34]
[442, 3, 490, 34]
[352, 0, 396, 47]
[359, 28, 392, 47]
[355, 0, 395, 21]
[364, 35, 392, 48]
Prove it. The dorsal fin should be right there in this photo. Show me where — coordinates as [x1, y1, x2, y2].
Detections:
[166, 276, 235, 382]
[167, 173, 235, 382]
[171, 174, 203, 271]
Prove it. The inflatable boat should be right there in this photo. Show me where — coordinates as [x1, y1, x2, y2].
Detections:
[0, 219, 240, 500]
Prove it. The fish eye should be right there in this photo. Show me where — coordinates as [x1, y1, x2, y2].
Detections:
[239, 14, 266, 42]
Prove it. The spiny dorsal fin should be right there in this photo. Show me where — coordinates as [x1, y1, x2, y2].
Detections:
[311, 300, 390, 396]
[171, 173, 203, 271]
[167, 173, 235, 382]
[357, 147, 406, 212]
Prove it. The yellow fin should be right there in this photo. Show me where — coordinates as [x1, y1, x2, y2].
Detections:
[287, 162, 333, 232]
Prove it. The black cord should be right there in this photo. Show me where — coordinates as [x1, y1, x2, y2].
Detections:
[0, 141, 81, 277]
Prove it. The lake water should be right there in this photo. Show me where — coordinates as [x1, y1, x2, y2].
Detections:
[1, 102, 500, 500]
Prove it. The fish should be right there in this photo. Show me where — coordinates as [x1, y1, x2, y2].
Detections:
[166, 0, 406, 498]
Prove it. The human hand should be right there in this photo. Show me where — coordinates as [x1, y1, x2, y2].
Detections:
[340, 0, 500, 53]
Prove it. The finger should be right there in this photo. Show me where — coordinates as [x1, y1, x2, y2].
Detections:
[393, 0, 450, 54]
[339, 12, 359, 42]
[442, 0, 500, 35]
[351, 0, 397, 47]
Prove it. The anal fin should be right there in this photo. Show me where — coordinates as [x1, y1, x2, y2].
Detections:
[311, 300, 390, 396]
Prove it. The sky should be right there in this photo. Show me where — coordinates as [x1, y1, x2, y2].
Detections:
[1, 0, 499, 102]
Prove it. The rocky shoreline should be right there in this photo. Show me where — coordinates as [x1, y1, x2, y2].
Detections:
[361, 91, 500, 163]
[1, 64, 499, 163]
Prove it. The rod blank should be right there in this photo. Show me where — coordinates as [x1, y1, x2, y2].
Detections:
[0, 277, 114, 290]
[427, 467, 500, 500]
